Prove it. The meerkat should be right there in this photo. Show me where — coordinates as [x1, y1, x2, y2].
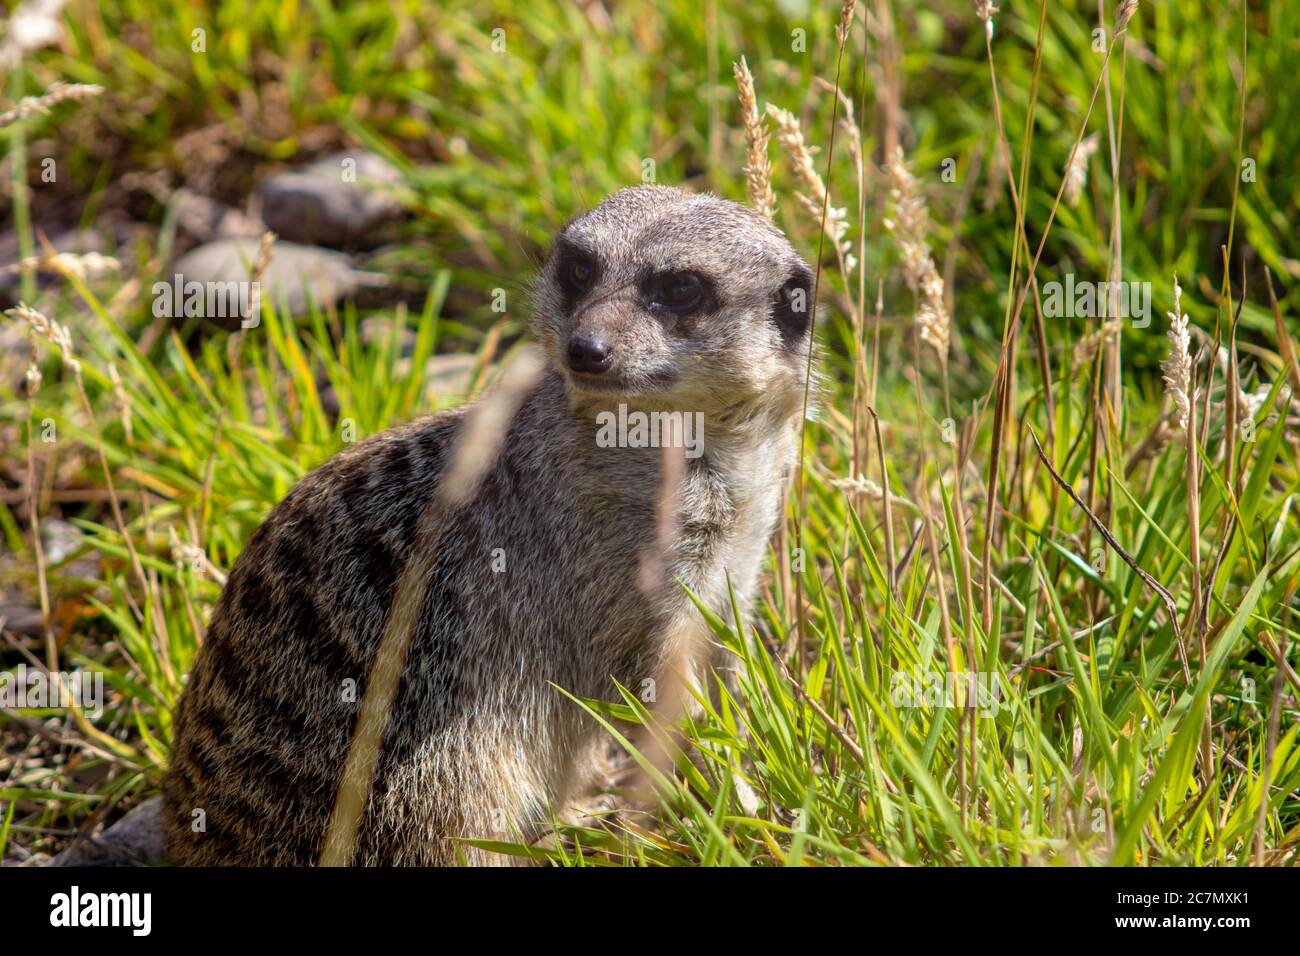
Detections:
[162, 185, 815, 865]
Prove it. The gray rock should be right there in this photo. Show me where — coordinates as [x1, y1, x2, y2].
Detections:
[41, 518, 83, 565]
[168, 187, 265, 242]
[259, 150, 404, 248]
[421, 353, 477, 405]
[360, 315, 416, 353]
[4, 846, 52, 867]
[46, 796, 166, 867]
[359, 326, 478, 402]
[165, 238, 362, 323]
[0, 604, 45, 637]
[2, 842, 33, 866]
[317, 350, 476, 420]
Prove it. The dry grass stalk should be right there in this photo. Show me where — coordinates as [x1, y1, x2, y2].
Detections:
[625, 442, 716, 815]
[812, 76, 864, 177]
[867, 0, 903, 159]
[637, 443, 686, 598]
[1073, 316, 1122, 365]
[1163, 274, 1209, 776]
[0, 250, 120, 281]
[321, 349, 542, 865]
[867, 407, 897, 593]
[732, 57, 776, 222]
[973, 0, 1062, 638]
[440, 349, 543, 506]
[1100, 0, 1140, 441]
[107, 363, 133, 446]
[229, 231, 277, 366]
[808, 68, 868, 490]
[1200, 340, 1263, 427]
[1265, 269, 1300, 396]
[883, 148, 950, 365]
[987, 1, 1143, 480]
[829, 471, 915, 509]
[1027, 428, 1192, 682]
[1255, 631, 1289, 865]
[917, 462, 969, 821]
[773, 25, 855, 674]
[7, 302, 79, 375]
[1123, 413, 1175, 478]
[250, 231, 275, 289]
[0, 82, 104, 128]
[17, 323, 55, 673]
[5, 301, 153, 759]
[805, 73, 870, 501]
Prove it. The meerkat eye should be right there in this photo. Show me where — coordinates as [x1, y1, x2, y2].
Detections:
[566, 258, 593, 289]
[644, 271, 709, 314]
[555, 245, 599, 300]
[771, 265, 815, 344]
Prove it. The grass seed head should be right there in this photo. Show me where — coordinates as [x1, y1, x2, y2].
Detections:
[884, 148, 950, 363]
[767, 103, 855, 272]
[837, 1, 857, 49]
[0, 81, 104, 128]
[1064, 132, 1101, 207]
[7, 302, 80, 375]
[733, 56, 777, 222]
[1161, 275, 1193, 431]
[1117, 0, 1139, 33]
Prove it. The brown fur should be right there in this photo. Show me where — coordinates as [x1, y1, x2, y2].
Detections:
[162, 186, 814, 865]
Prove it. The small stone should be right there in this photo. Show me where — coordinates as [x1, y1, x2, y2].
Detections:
[422, 353, 477, 404]
[360, 315, 417, 354]
[168, 188, 265, 242]
[0, 604, 46, 637]
[3, 843, 33, 865]
[41, 518, 83, 565]
[258, 150, 404, 248]
[318, 352, 476, 420]
[47, 796, 167, 867]
[166, 238, 360, 324]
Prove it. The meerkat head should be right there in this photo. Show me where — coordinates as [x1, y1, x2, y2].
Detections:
[532, 186, 815, 419]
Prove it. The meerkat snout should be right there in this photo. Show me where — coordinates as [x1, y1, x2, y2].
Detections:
[566, 333, 615, 374]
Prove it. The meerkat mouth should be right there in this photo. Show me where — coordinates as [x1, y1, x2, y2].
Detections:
[565, 366, 679, 396]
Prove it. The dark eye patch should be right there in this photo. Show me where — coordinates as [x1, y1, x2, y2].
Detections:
[552, 238, 600, 305]
[639, 270, 717, 319]
[771, 265, 814, 345]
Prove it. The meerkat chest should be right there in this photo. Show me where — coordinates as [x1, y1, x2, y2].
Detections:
[670, 441, 791, 613]
[479, 425, 791, 694]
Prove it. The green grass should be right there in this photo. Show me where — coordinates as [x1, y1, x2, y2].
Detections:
[1, 0, 1298, 865]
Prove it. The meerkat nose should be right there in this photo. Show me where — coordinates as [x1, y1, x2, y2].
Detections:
[567, 335, 615, 374]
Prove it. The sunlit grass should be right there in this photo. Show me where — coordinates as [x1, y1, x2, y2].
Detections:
[2, 0, 1298, 866]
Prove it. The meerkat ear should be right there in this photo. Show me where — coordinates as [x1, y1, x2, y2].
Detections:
[771, 265, 815, 344]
